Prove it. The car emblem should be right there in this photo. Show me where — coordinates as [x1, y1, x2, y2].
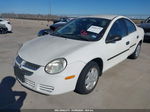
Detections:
[19, 60, 26, 69]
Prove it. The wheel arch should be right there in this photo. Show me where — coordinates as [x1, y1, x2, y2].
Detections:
[139, 40, 143, 45]
[74, 57, 104, 94]
[76, 57, 104, 85]
[91, 58, 103, 75]
[80, 58, 103, 77]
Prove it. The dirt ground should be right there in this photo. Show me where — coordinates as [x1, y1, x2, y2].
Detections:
[0, 19, 150, 109]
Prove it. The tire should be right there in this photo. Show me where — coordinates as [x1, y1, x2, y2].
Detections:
[75, 61, 101, 94]
[129, 43, 142, 59]
[0, 29, 5, 34]
[0, 28, 7, 34]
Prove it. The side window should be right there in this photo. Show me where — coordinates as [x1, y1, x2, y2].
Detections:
[106, 19, 127, 41]
[124, 19, 136, 34]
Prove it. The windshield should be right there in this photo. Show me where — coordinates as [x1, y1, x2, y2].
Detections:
[51, 18, 110, 41]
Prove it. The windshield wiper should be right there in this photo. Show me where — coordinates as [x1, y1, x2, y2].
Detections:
[51, 33, 90, 41]
[76, 35, 89, 41]
[57, 34, 75, 39]
[63, 34, 90, 41]
[51, 33, 67, 38]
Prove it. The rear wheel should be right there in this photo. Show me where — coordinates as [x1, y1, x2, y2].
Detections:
[75, 61, 101, 94]
[129, 43, 142, 59]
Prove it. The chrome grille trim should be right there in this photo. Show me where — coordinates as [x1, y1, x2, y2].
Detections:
[16, 55, 41, 71]
[16, 55, 23, 64]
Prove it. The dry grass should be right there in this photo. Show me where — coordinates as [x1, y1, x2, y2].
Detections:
[132, 19, 143, 24]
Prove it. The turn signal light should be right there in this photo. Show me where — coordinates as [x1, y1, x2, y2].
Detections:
[65, 75, 76, 80]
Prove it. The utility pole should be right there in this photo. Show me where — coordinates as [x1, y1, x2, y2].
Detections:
[49, 0, 51, 21]
[47, 0, 52, 26]
[49, 0, 51, 16]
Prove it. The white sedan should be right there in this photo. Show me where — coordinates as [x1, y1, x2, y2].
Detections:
[14, 15, 144, 95]
[0, 18, 12, 32]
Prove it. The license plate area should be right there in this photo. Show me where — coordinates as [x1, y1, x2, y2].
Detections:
[14, 65, 25, 82]
[14, 64, 33, 82]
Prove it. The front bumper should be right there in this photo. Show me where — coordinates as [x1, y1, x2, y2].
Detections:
[13, 56, 85, 95]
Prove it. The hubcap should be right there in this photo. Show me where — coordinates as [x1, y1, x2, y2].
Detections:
[85, 67, 99, 90]
[135, 44, 141, 57]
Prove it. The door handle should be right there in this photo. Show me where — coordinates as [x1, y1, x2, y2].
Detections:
[137, 36, 139, 39]
[126, 41, 130, 45]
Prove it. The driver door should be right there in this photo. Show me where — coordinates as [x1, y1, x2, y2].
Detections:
[104, 19, 131, 71]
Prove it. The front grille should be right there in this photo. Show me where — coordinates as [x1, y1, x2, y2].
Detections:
[16, 55, 41, 70]
[38, 84, 54, 93]
[23, 61, 40, 70]
[14, 64, 33, 82]
[14, 64, 33, 76]
[14, 65, 25, 82]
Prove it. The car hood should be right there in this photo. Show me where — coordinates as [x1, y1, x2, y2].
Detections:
[18, 35, 90, 66]
[140, 23, 150, 29]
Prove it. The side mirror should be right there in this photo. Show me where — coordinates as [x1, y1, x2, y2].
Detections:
[114, 36, 122, 41]
[106, 35, 122, 43]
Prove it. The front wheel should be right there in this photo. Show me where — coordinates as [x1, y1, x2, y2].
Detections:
[129, 43, 142, 59]
[75, 61, 101, 94]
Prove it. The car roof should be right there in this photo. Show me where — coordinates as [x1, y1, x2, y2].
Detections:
[80, 15, 118, 20]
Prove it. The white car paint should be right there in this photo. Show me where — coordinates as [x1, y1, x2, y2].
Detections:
[14, 15, 144, 95]
[0, 18, 12, 32]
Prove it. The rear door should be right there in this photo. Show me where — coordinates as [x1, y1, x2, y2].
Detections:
[123, 19, 138, 55]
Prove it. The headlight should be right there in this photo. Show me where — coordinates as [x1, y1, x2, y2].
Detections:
[45, 58, 67, 74]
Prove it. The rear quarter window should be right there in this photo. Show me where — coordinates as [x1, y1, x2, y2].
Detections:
[124, 19, 136, 34]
